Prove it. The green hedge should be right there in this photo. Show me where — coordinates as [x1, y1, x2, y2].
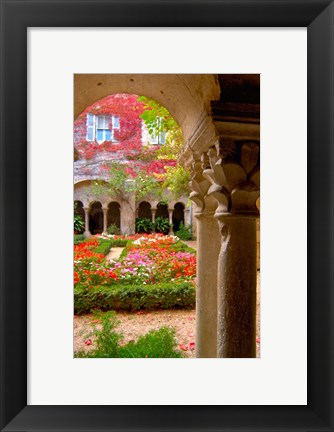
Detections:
[74, 234, 85, 244]
[93, 239, 114, 255]
[74, 281, 195, 314]
[108, 238, 129, 247]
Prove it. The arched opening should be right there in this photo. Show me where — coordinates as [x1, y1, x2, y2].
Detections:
[74, 200, 85, 234]
[138, 201, 152, 220]
[172, 202, 185, 232]
[73, 75, 261, 358]
[155, 202, 168, 220]
[89, 201, 103, 234]
[107, 202, 121, 230]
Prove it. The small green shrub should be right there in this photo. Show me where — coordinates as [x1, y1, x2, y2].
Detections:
[93, 239, 113, 256]
[120, 327, 183, 358]
[107, 223, 121, 235]
[74, 281, 196, 315]
[109, 238, 128, 248]
[154, 216, 170, 234]
[175, 222, 193, 240]
[74, 234, 85, 244]
[75, 312, 183, 358]
[74, 202, 85, 233]
[135, 217, 154, 233]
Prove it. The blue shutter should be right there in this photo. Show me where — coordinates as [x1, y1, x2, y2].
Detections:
[112, 116, 120, 129]
[159, 131, 166, 144]
[86, 114, 95, 141]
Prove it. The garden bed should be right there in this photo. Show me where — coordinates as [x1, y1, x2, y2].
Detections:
[74, 234, 196, 313]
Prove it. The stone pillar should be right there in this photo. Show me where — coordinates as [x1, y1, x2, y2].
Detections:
[195, 211, 220, 357]
[216, 214, 257, 358]
[121, 194, 136, 235]
[151, 208, 156, 223]
[168, 208, 173, 233]
[184, 208, 190, 227]
[102, 207, 108, 234]
[189, 153, 220, 357]
[203, 141, 260, 358]
[83, 207, 91, 238]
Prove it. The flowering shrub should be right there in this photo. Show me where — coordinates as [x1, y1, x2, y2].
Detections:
[74, 238, 117, 287]
[74, 234, 196, 311]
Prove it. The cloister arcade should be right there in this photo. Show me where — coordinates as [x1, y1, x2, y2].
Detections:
[74, 195, 189, 236]
[74, 74, 260, 358]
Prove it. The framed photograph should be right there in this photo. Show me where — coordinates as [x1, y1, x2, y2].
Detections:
[1, 0, 333, 431]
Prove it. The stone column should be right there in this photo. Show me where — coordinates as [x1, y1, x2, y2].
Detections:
[168, 208, 173, 233]
[195, 210, 220, 357]
[216, 214, 257, 358]
[189, 154, 220, 358]
[102, 207, 108, 234]
[151, 208, 156, 223]
[184, 208, 190, 227]
[204, 141, 260, 358]
[83, 207, 91, 238]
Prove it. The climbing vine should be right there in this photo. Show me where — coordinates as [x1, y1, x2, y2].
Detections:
[74, 93, 187, 199]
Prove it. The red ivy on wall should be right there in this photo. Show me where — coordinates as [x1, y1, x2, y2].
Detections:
[74, 94, 176, 178]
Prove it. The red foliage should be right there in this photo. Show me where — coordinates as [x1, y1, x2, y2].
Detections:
[74, 94, 176, 179]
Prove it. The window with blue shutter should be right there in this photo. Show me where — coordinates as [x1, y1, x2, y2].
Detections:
[148, 117, 167, 145]
[86, 114, 120, 144]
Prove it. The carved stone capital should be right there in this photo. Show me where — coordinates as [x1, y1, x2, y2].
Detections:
[198, 141, 260, 216]
[189, 152, 212, 216]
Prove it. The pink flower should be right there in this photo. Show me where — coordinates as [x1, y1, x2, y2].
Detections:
[256, 337, 260, 344]
[189, 342, 195, 351]
[179, 344, 189, 351]
[85, 339, 92, 346]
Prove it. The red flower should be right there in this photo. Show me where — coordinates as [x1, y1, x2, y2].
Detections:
[85, 339, 92, 346]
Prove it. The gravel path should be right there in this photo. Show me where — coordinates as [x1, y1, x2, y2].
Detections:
[105, 247, 124, 261]
[74, 309, 196, 358]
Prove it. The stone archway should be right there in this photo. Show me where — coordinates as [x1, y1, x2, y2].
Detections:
[155, 202, 168, 219]
[172, 202, 185, 232]
[107, 202, 121, 230]
[74, 200, 85, 234]
[74, 74, 260, 358]
[138, 201, 152, 220]
[89, 202, 103, 234]
[74, 75, 220, 155]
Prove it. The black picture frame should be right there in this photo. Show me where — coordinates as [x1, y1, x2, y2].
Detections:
[1, 1, 333, 431]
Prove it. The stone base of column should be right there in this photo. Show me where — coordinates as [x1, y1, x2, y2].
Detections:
[83, 231, 91, 239]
